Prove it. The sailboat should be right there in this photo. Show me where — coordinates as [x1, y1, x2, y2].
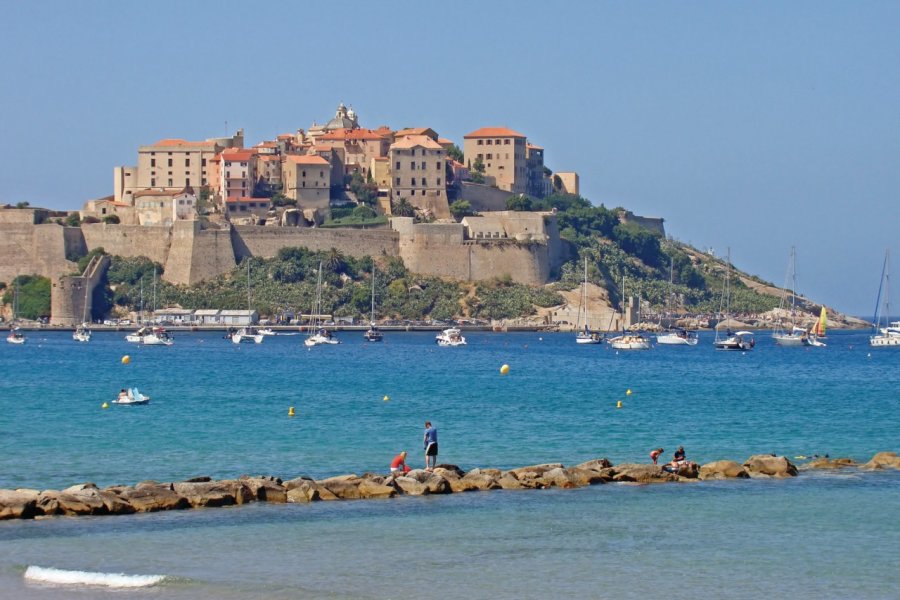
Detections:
[607, 273, 651, 350]
[870, 250, 900, 347]
[714, 249, 754, 351]
[575, 257, 603, 344]
[6, 277, 26, 345]
[305, 261, 339, 347]
[772, 247, 809, 347]
[363, 267, 383, 342]
[656, 260, 698, 346]
[73, 277, 92, 343]
[232, 260, 263, 344]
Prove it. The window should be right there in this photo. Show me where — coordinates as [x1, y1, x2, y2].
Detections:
[395, 161, 400, 170]
[241, 162, 247, 167]
[422, 178, 427, 186]
[302, 170, 306, 177]
[395, 177, 400, 185]
[396, 191, 400, 196]
[151, 178, 156, 186]
[421, 161, 426, 169]
[411, 149, 416, 156]
[411, 177, 417, 186]
[477, 140, 483, 145]
[436, 161, 442, 170]
[411, 190, 415, 196]
[410, 162, 416, 170]
[168, 159, 173, 167]
[437, 178, 441, 185]
[185, 158, 190, 166]
[150, 158, 156, 167]
[504, 139, 510, 145]
[487, 154, 493, 160]
[202, 158, 207, 167]
[477, 154, 483, 160]
[202, 178, 207, 185]
[486, 140, 492, 145]
[227, 171, 231, 178]
[186, 178, 191, 186]
[168, 178, 173, 186]
[185, 171, 190, 176]
[320, 170, 324, 178]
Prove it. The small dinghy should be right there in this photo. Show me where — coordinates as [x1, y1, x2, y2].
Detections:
[112, 387, 150, 405]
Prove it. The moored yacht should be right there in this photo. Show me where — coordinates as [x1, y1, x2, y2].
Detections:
[436, 327, 466, 347]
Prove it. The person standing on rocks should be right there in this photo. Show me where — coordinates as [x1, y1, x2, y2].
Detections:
[424, 421, 438, 471]
[650, 448, 664, 465]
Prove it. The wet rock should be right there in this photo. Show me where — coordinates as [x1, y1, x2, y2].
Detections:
[36, 490, 104, 516]
[861, 452, 900, 470]
[565, 467, 610, 486]
[497, 473, 526, 489]
[449, 472, 501, 493]
[393, 476, 429, 496]
[239, 477, 286, 503]
[699, 461, 750, 480]
[0, 489, 38, 520]
[117, 485, 190, 512]
[172, 480, 250, 508]
[804, 457, 858, 470]
[610, 464, 679, 484]
[742, 455, 798, 478]
[282, 476, 316, 491]
[573, 458, 613, 471]
[434, 464, 465, 478]
[358, 480, 397, 499]
[404, 470, 451, 494]
[287, 480, 337, 503]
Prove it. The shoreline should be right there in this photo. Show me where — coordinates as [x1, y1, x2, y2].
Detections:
[2, 451, 897, 522]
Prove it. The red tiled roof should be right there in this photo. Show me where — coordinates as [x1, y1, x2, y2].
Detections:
[255, 141, 278, 148]
[285, 155, 329, 165]
[320, 128, 391, 141]
[463, 127, 526, 139]
[527, 143, 544, 150]
[394, 127, 434, 137]
[437, 137, 454, 146]
[276, 134, 294, 140]
[390, 135, 443, 150]
[222, 149, 255, 162]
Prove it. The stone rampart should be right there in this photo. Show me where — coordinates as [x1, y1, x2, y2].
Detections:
[231, 226, 399, 261]
[51, 255, 110, 326]
[81, 224, 172, 266]
[0, 223, 78, 284]
[459, 182, 511, 212]
[165, 222, 236, 285]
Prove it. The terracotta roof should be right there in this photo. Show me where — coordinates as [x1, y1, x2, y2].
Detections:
[276, 134, 294, 140]
[373, 156, 389, 161]
[394, 127, 433, 137]
[285, 155, 329, 165]
[320, 128, 391, 142]
[463, 127, 526, 139]
[390, 135, 443, 150]
[450, 160, 467, 169]
[311, 145, 333, 153]
[256, 154, 280, 161]
[437, 138, 454, 146]
[133, 190, 176, 198]
[151, 138, 217, 148]
[527, 143, 544, 150]
[222, 149, 255, 162]
[255, 141, 278, 148]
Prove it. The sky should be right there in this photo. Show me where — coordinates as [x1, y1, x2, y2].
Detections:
[1, 1, 898, 315]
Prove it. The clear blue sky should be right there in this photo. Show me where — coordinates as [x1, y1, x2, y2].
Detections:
[2, 1, 898, 315]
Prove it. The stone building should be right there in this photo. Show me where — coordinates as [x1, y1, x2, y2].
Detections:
[388, 135, 449, 219]
[218, 148, 257, 201]
[463, 127, 528, 194]
[282, 155, 331, 210]
[317, 127, 392, 177]
[134, 190, 197, 226]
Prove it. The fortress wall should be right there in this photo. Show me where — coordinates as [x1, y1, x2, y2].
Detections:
[459, 182, 511, 212]
[231, 226, 399, 261]
[165, 221, 236, 285]
[0, 223, 79, 283]
[468, 242, 550, 285]
[81, 224, 172, 266]
[50, 255, 110, 326]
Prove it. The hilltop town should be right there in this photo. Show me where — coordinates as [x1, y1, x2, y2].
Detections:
[0, 104, 863, 329]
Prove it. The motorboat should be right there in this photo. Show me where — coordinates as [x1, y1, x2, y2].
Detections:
[258, 328, 277, 336]
[773, 325, 808, 347]
[126, 326, 174, 346]
[232, 326, 263, 344]
[576, 328, 604, 344]
[436, 327, 466, 347]
[112, 387, 150, 405]
[6, 327, 26, 345]
[364, 324, 383, 342]
[714, 330, 755, 351]
[305, 328, 340, 347]
[656, 328, 698, 346]
[608, 333, 651, 350]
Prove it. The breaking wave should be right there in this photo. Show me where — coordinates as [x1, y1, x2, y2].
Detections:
[24, 566, 166, 588]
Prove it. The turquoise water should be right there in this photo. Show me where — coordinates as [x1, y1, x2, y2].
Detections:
[1, 330, 898, 598]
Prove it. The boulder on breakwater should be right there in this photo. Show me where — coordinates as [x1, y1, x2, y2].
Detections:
[1, 451, 894, 521]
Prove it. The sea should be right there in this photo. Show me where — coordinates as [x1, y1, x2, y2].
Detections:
[0, 329, 897, 599]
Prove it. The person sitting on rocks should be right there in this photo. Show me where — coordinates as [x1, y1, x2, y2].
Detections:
[390, 451, 411, 479]
[671, 446, 686, 466]
[650, 448, 664, 465]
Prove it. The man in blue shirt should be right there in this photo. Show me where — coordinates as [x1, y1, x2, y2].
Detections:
[424, 421, 438, 471]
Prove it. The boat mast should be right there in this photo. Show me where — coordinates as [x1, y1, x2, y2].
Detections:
[370, 267, 376, 324]
[583, 257, 588, 330]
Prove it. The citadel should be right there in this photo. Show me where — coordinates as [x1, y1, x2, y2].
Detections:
[0, 104, 663, 325]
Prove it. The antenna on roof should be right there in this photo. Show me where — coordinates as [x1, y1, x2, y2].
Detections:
[225, 120, 228, 136]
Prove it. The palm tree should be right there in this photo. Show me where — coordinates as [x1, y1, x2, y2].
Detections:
[324, 247, 346, 273]
[391, 197, 416, 217]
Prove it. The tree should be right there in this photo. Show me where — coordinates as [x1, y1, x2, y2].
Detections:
[15, 201, 30, 209]
[449, 199, 473, 221]
[506, 195, 533, 211]
[470, 156, 486, 184]
[324, 247, 346, 274]
[64, 212, 81, 227]
[447, 144, 464, 163]
[2, 275, 51, 320]
[102, 214, 120, 224]
[197, 186, 211, 214]
[349, 172, 378, 205]
[553, 174, 563, 192]
[391, 197, 416, 217]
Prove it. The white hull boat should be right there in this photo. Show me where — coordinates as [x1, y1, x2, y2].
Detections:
[304, 333, 340, 347]
[714, 331, 755, 351]
[436, 328, 466, 347]
[656, 329, 698, 346]
[6, 330, 26, 345]
[126, 327, 173, 346]
[576, 331, 603, 344]
[232, 327, 263, 344]
[608, 334, 651, 350]
[869, 250, 899, 348]
[73, 326, 92, 343]
[112, 388, 150, 405]
[258, 328, 276, 336]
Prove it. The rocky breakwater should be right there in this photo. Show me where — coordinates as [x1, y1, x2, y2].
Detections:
[1, 452, 897, 521]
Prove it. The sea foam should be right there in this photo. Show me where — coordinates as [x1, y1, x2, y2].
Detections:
[24, 566, 165, 588]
